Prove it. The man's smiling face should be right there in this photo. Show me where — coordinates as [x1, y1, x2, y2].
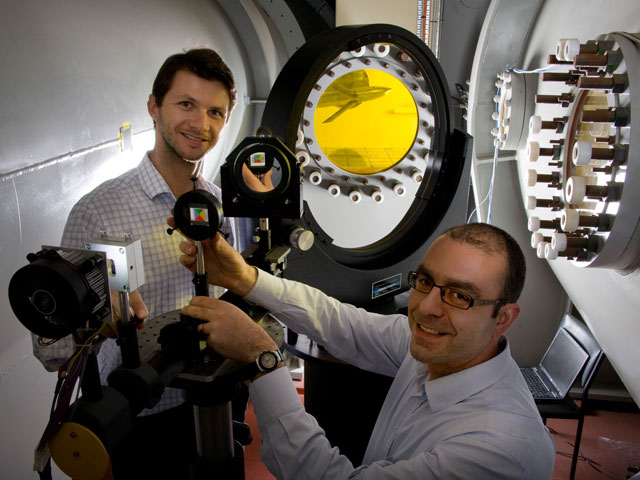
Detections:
[407, 235, 515, 379]
[148, 69, 230, 162]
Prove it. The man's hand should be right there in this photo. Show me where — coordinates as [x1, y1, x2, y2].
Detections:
[167, 217, 258, 296]
[110, 289, 149, 329]
[242, 163, 274, 192]
[181, 296, 276, 364]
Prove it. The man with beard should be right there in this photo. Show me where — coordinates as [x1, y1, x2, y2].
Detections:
[33, 48, 238, 478]
[178, 222, 556, 479]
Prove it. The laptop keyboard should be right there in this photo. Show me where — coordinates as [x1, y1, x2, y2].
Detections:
[520, 368, 556, 398]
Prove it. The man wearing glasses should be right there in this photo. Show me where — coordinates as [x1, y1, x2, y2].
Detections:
[179, 222, 556, 479]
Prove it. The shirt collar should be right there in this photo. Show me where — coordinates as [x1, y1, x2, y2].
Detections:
[138, 152, 208, 199]
[422, 336, 512, 412]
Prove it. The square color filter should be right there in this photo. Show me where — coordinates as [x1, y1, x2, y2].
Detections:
[250, 152, 266, 167]
[189, 205, 209, 226]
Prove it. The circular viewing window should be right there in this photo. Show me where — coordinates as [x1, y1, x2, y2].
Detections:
[261, 24, 465, 269]
[313, 69, 418, 175]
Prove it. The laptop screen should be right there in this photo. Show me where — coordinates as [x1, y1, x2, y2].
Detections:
[540, 328, 589, 395]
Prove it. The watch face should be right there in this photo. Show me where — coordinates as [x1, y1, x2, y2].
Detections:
[259, 351, 279, 371]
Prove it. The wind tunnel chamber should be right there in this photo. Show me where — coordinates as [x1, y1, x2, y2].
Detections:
[259, 24, 471, 465]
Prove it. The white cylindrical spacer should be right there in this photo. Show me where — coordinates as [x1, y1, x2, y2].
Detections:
[296, 128, 304, 147]
[373, 43, 390, 57]
[556, 39, 567, 61]
[529, 115, 542, 134]
[526, 169, 539, 187]
[527, 141, 540, 162]
[296, 150, 311, 168]
[308, 170, 322, 185]
[327, 183, 341, 197]
[572, 140, 593, 166]
[565, 176, 587, 204]
[348, 188, 362, 204]
[392, 182, 406, 197]
[536, 242, 548, 259]
[371, 188, 384, 204]
[526, 196, 538, 210]
[545, 243, 559, 260]
[552, 233, 568, 251]
[563, 38, 581, 61]
[351, 46, 366, 57]
[410, 168, 423, 183]
[492, 111, 500, 121]
[528, 216, 541, 232]
[531, 232, 545, 248]
[561, 209, 580, 232]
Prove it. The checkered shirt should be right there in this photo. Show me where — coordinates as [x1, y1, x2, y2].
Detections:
[31, 153, 234, 415]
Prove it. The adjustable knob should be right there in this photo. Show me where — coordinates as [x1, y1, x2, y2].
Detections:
[308, 170, 322, 185]
[580, 107, 629, 127]
[572, 141, 628, 166]
[370, 188, 384, 204]
[327, 183, 341, 197]
[527, 169, 561, 188]
[561, 209, 611, 232]
[552, 233, 589, 252]
[348, 188, 362, 204]
[529, 115, 567, 134]
[577, 74, 628, 93]
[536, 242, 550, 259]
[526, 195, 563, 210]
[296, 150, 311, 167]
[531, 232, 550, 248]
[565, 176, 620, 204]
[527, 141, 562, 162]
[528, 216, 561, 232]
[410, 168, 423, 184]
[535, 93, 574, 107]
[392, 182, 406, 197]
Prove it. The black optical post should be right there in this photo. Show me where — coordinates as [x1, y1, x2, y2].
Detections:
[168, 179, 250, 478]
[171, 180, 224, 297]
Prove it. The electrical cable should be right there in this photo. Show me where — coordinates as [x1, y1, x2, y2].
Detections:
[470, 61, 565, 224]
[468, 81, 500, 224]
[34, 324, 109, 471]
[508, 65, 562, 74]
[467, 144, 498, 224]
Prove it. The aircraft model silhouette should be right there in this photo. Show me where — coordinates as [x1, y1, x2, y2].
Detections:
[318, 71, 392, 123]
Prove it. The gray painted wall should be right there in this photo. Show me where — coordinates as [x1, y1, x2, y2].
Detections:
[0, 0, 269, 477]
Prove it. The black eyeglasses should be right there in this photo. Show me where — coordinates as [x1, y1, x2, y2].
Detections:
[407, 271, 506, 310]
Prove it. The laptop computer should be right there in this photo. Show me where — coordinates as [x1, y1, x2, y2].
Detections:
[520, 327, 589, 400]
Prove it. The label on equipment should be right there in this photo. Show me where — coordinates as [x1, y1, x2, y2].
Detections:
[371, 273, 402, 299]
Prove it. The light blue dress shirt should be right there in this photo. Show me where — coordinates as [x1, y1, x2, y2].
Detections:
[32, 153, 233, 415]
[246, 270, 556, 479]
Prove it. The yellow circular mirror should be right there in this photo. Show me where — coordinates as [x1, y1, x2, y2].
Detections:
[313, 69, 419, 175]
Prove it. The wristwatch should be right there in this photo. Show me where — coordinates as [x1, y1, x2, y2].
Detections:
[256, 349, 284, 373]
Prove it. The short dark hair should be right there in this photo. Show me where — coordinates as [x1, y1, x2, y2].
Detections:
[152, 48, 237, 111]
[442, 223, 526, 315]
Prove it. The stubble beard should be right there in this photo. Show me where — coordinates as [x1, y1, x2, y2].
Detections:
[155, 113, 212, 166]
